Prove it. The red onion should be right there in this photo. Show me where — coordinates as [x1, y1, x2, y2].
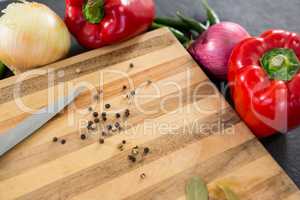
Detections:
[188, 22, 250, 80]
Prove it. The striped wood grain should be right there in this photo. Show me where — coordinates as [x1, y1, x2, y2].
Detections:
[0, 28, 299, 200]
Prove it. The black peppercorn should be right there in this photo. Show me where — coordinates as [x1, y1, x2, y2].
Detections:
[88, 107, 93, 112]
[129, 63, 134, 68]
[122, 140, 126, 144]
[80, 134, 86, 140]
[88, 121, 93, 126]
[115, 122, 120, 128]
[103, 117, 107, 122]
[61, 139, 66, 145]
[130, 91, 135, 96]
[125, 109, 130, 117]
[116, 113, 121, 118]
[128, 155, 136, 162]
[122, 85, 127, 90]
[101, 112, 107, 117]
[102, 131, 107, 136]
[93, 112, 99, 118]
[94, 118, 100, 123]
[140, 173, 146, 179]
[99, 138, 105, 144]
[107, 124, 112, 130]
[53, 137, 58, 142]
[143, 147, 150, 155]
[105, 104, 111, 109]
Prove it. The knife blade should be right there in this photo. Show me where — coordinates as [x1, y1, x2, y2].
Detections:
[0, 87, 84, 156]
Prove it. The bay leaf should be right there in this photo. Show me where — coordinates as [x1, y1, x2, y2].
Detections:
[185, 177, 208, 200]
[217, 184, 240, 200]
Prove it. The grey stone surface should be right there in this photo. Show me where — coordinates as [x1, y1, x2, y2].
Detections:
[1, 0, 300, 187]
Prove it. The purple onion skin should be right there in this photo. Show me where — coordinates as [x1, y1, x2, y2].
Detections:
[188, 22, 250, 81]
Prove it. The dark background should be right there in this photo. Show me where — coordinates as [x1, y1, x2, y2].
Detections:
[0, 0, 300, 187]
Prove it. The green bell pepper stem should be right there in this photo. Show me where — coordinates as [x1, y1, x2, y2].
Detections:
[202, 0, 220, 25]
[176, 12, 207, 34]
[151, 23, 190, 44]
[154, 17, 190, 31]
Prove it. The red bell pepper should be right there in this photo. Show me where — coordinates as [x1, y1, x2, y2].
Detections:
[228, 30, 300, 138]
[65, 0, 155, 49]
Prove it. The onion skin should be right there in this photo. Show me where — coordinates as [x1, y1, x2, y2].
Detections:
[0, 1, 71, 73]
[188, 22, 250, 80]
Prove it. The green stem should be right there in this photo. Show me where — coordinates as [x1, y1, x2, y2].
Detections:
[176, 12, 207, 34]
[260, 48, 300, 81]
[154, 17, 190, 31]
[0, 62, 6, 79]
[202, 0, 220, 25]
[83, 0, 105, 24]
[151, 23, 190, 44]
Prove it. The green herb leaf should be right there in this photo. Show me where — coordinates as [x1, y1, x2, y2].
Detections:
[218, 184, 240, 200]
[185, 177, 208, 200]
[0, 62, 6, 78]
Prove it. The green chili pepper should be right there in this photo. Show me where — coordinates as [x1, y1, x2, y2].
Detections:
[154, 17, 190, 31]
[202, 0, 220, 25]
[151, 22, 190, 44]
[176, 12, 207, 34]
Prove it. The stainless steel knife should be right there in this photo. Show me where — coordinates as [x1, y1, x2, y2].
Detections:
[0, 87, 84, 156]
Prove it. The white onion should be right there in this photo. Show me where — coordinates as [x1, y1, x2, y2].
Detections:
[0, 1, 71, 73]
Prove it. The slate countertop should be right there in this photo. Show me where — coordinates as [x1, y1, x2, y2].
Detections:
[0, 0, 300, 187]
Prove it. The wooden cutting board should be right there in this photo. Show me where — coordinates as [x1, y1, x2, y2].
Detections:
[0, 28, 299, 200]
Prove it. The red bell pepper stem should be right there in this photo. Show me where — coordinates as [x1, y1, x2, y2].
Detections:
[83, 0, 105, 24]
[260, 48, 300, 81]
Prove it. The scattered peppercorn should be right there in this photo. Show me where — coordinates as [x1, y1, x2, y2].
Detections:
[52, 137, 58, 142]
[129, 63, 134, 68]
[103, 117, 107, 122]
[143, 147, 150, 155]
[130, 91, 136, 96]
[93, 112, 99, 118]
[122, 85, 127, 90]
[94, 118, 100, 123]
[107, 124, 112, 130]
[61, 139, 66, 145]
[88, 121, 93, 126]
[140, 173, 146, 179]
[128, 155, 136, 162]
[118, 144, 124, 151]
[132, 147, 139, 156]
[122, 140, 126, 144]
[116, 113, 121, 118]
[105, 104, 111, 109]
[102, 131, 107, 136]
[125, 109, 130, 117]
[115, 122, 120, 128]
[99, 138, 105, 144]
[80, 134, 86, 140]
[88, 107, 93, 112]
[102, 112, 106, 117]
